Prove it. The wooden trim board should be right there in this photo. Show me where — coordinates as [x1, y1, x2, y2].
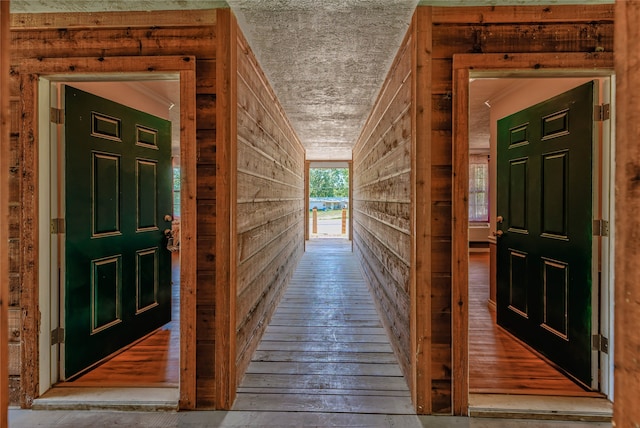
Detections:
[451, 52, 614, 415]
[304, 161, 310, 242]
[411, 6, 433, 415]
[1, 0, 11, 424]
[614, 1, 640, 425]
[214, 8, 238, 409]
[11, 10, 217, 30]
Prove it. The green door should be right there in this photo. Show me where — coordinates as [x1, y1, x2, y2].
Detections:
[63, 86, 173, 378]
[496, 81, 596, 388]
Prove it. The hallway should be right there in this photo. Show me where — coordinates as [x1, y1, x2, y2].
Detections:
[9, 240, 611, 427]
[233, 238, 413, 414]
[9, 242, 610, 427]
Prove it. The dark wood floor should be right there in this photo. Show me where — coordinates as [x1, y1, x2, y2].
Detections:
[62, 247, 600, 399]
[469, 252, 601, 397]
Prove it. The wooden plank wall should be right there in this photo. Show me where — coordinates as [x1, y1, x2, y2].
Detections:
[614, 1, 640, 426]
[352, 19, 413, 395]
[428, 4, 614, 414]
[9, 10, 216, 408]
[234, 24, 306, 386]
[1, 1, 10, 425]
[355, 4, 615, 416]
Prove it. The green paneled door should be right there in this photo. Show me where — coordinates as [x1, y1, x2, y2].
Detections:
[63, 86, 173, 378]
[496, 81, 596, 388]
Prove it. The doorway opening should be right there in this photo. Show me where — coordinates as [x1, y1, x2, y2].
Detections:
[451, 54, 615, 417]
[306, 161, 352, 242]
[36, 74, 183, 407]
[467, 75, 613, 398]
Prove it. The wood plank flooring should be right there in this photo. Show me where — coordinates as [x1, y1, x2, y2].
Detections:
[469, 252, 602, 397]
[233, 238, 415, 415]
[61, 254, 180, 387]
[59, 245, 600, 403]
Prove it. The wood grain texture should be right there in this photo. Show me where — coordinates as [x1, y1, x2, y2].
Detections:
[234, 20, 305, 393]
[449, 39, 613, 422]
[352, 14, 413, 412]
[432, 4, 614, 24]
[432, 23, 613, 60]
[18, 72, 38, 409]
[412, 8, 442, 414]
[233, 239, 414, 415]
[614, 1, 640, 426]
[430, 4, 615, 416]
[411, 8, 433, 415]
[179, 66, 198, 410]
[11, 27, 216, 61]
[451, 65, 469, 416]
[11, 10, 217, 30]
[1, 1, 10, 425]
[469, 253, 603, 397]
[214, 8, 237, 410]
[13, 10, 213, 409]
[15, 52, 199, 408]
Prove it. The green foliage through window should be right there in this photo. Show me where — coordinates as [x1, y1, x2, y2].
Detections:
[309, 168, 349, 197]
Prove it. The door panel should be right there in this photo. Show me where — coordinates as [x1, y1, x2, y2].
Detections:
[64, 86, 173, 378]
[93, 153, 121, 235]
[497, 81, 596, 388]
[508, 158, 528, 232]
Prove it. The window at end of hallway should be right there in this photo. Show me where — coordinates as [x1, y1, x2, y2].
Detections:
[469, 155, 489, 223]
[173, 166, 180, 219]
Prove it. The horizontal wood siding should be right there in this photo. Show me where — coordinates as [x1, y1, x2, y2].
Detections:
[428, 4, 614, 414]
[235, 29, 305, 386]
[352, 26, 413, 393]
[10, 12, 215, 408]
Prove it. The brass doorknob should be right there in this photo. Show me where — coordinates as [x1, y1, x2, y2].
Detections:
[494, 230, 504, 238]
[164, 214, 173, 222]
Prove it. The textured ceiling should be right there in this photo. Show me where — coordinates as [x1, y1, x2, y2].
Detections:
[227, 0, 418, 160]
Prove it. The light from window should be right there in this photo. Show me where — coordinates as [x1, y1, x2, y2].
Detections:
[173, 166, 181, 219]
[469, 155, 489, 222]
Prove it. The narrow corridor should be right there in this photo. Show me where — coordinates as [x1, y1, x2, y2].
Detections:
[8, 240, 611, 426]
[233, 238, 414, 414]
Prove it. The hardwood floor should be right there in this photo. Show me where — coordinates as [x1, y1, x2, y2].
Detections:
[61, 254, 180, 388]
[233, 238, 414, 414]
[58, 246, 599, 400]
[469, 252, 601, 397]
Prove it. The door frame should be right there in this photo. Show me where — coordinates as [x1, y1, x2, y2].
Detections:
[451, 53, 615, 414]
[19, 56, 197, 409]
[305, 160, 353, 243]
[0, 1, 9, 424]
[53, 82, 175, 380]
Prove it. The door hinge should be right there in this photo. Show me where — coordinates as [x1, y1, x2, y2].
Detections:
[592, 334, 609, 354]
[594, 103, 610, 122]
[50, 107, 64, 125]
[51, 327, 64, 346]
[593, 219, 609, 237]
[50, 218, 65, 234]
